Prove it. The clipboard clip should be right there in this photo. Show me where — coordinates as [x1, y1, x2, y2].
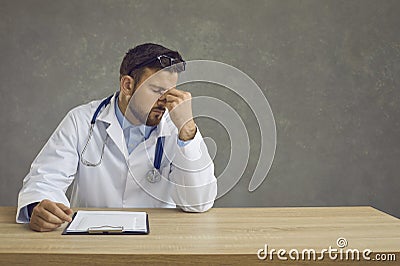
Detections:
[88, 225, 124, 234]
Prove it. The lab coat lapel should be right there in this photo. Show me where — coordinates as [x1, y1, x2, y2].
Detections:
[125, 111, 174, 186]
[96, 92, 129, 159]
[155, 109, 173, 138]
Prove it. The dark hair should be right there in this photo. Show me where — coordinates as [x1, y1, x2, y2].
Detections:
[119, 43, 184, 87]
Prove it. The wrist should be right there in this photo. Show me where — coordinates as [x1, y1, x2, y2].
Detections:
[178, 120, 197, 141]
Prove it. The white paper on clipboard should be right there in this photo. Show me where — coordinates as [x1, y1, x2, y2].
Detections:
[66, 210, 147, 233]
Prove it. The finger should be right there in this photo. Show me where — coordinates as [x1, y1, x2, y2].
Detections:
[165, 95, 193, 112]
[163, 88, 181, 96]
[56, 203, 74, 216]
[44, 203, 72, 222]
[158, 91, 176, 102]
[29, 221, 53, 232]
[164, 98, 180, 111]
[164, 88, 189, 98]
[36, 208, 64, 224]
[158, 93, 167, 101]
[30, 216, 61, 232]
[165, 94, 182, 104]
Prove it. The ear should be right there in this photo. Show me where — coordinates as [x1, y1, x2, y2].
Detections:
[120, 75, 135, 96]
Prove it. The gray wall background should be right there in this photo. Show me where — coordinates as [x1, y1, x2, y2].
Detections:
[1, 0, 399, 217]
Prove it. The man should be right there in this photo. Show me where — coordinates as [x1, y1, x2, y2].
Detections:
[17, 43, 217, 232]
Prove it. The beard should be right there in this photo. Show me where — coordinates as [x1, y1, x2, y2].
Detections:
[126, 103, 165, 126]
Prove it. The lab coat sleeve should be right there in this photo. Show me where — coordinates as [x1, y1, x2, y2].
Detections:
[16, 110, 79, 223]
[169, 129, 217, 212]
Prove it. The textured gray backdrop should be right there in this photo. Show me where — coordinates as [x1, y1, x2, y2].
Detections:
[1, 0, 399, 217]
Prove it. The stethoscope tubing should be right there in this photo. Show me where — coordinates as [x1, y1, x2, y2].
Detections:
[81, 94, 164, 175]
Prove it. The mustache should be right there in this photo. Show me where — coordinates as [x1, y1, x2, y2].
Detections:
[151, 106, 165, 112]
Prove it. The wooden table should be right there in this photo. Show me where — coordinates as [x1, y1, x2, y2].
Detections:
[0, 206, 398, 265]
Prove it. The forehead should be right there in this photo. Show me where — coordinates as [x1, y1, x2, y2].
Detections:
[141, 68, 178, 90]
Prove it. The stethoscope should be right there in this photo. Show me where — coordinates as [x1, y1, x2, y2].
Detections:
[80, 93, 164, 183]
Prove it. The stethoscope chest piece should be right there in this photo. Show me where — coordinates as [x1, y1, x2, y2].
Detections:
[146, 169, 162, 183]
[145, 136, 165, 183]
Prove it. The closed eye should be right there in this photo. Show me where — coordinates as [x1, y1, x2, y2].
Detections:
[152, 89, 166, 95]
[149, 84, 167, 94]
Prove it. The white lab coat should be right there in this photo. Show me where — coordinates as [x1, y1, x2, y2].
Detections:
[16, 92, 217, 223]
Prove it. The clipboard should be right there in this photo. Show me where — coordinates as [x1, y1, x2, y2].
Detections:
[62, 211, 150, 235]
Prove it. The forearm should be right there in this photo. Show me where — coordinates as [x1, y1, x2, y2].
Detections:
[169, 130, 217, 212]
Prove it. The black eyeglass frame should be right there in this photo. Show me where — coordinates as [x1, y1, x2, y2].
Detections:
[128, 55, 186, 76]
